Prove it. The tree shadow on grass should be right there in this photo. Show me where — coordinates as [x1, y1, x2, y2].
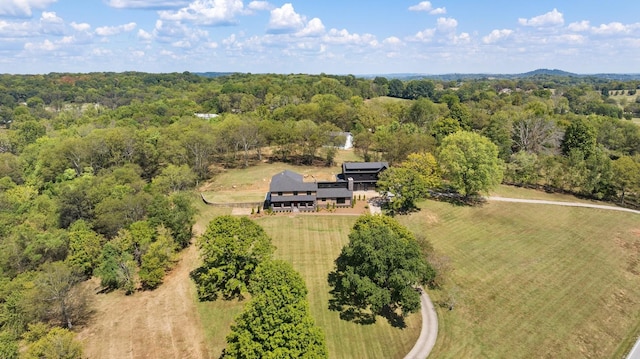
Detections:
[429, 190, 487, 207]
[328, 298, 376, 325]
[328, 298, 407, 328]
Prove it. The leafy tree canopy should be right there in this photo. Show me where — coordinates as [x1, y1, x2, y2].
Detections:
[328, 215, 435, 327]
[438, 131, 504, 198]
[191, 216, 275, 301]
[224, 260, 327, 359]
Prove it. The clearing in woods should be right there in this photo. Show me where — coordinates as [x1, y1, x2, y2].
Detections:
[77, 244, 209, 359]
[76, 199, 219, 359]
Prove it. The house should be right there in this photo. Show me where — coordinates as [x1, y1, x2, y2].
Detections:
[266, 170, 353, 212]
[338, 161, 388, 191]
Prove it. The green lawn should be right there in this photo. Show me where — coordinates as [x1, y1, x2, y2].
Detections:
[399, 199, 640, 358]
[196, 215, 421, 359]
[259, 216, 421, 359]
[200, 149, 362, 203]
[489, 184, 603, 204]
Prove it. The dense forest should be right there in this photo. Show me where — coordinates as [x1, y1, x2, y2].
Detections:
[0, 70, 639, 356]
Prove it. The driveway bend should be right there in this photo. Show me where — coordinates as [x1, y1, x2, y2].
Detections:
[404, 287, 438, 359]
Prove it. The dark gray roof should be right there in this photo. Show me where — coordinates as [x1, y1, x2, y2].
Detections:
[317, 187, 352, 199]
[269, 170, 317, 192]
[343, 162, 389, 171]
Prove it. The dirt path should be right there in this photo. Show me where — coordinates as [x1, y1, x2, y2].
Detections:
[77, 244, 210, 359]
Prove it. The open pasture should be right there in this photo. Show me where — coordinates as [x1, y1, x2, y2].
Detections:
[400, 199, 640, 358]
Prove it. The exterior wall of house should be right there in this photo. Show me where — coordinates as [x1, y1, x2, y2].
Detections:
[316, 196, 352, 208]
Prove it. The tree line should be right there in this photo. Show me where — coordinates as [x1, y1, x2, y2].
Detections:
[0, 70, 639, 356]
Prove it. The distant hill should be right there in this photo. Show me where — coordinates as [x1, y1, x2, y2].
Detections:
[194, 72, 236, 78]
[359, 69, 640, 81]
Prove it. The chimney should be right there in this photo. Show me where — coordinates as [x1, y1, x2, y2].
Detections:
[348, 177, 353, 191]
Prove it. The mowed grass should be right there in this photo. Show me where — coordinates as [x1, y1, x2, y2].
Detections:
[258, 216, 421, 359]
[195, 215, 421, 359]
[200, 149, 361, 203]
[399, 199, 640, 358]
[489, 185, 607, 204]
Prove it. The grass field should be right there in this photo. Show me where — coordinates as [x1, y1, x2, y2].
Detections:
[399, 199, 640, 358]
[200, 149, 361, 203]
[489, 185, 610, 204]
[196, 215, 421, 358]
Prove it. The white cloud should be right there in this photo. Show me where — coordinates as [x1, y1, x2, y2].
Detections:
[436, 17, 457, 32]
[153, 19, 208, 43]
[172, 40, 191, 48]
[268, 3, 304, 33]
[554, 34, 585, 44]
[568, 20, 590, 32]
[0, 19, 36, 37]
[518, 8, 564, 27]
[383, 36, 402, 46]
[408, 1, 432, 12]
[247, 1, 271, 11]
[296, 17, 324, 37]
[106, 0, 189, 9]
[137, 29, 153, 41]
[591, 22, 636, 35]
[408, 1, 445, 15]
[70, 22, 91, 32]
[0, 0, 56, 17]
[158, 0, 244, 25]
[482, 29, 513, 44]
[323, 28, 378, 47]
[454, 32, 471, 44]
[40, 11, 64, 35]
[91, 48, 112, 56]
[24, 39, 57, 51]
[96, 22, 137, 36]
[24, 35, 76, 52]
[408, 28, 435, 42]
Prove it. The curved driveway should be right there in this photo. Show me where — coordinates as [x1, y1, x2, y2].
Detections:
[403, 287, 438, 359]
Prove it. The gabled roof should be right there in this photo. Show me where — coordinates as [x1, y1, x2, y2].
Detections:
[269, 170, 317, 192]
[342, 161, 389, 172]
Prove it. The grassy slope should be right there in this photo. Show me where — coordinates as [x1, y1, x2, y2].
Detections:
[259, 216, 420, 359]
[399, 199, 640, 358]
[195, 214, 420, 359]
[200, 149, 361, 203]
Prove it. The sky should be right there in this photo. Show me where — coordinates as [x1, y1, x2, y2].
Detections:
[1, 0, 639, 75]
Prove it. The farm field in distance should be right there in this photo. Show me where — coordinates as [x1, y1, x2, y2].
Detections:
[399, 198, 640, 358]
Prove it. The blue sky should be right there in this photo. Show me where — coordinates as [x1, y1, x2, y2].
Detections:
[1, 0, 639, 75]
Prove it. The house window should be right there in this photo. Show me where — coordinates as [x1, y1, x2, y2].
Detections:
[307, 191, 312, 195]
[277, 192, 282, 196]
[337, 198, 346, 204]
[274, 203, 281, 207]
[293, 191, 298, 195]
[321, 198, 326, 201]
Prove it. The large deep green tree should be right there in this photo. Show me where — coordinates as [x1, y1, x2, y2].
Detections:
[561, 117, 597, 158]
[328, 215, 435, 326]
[191, 216, 274, 301]
[223, 260, 327, 359]
[438, 131, 504, 198]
